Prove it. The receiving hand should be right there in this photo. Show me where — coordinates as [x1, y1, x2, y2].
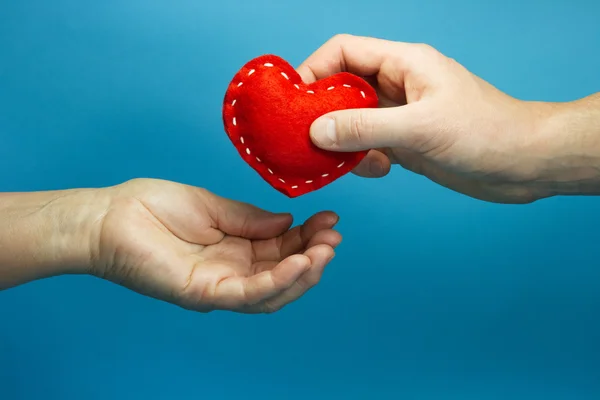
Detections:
[89, 178, 341, 313]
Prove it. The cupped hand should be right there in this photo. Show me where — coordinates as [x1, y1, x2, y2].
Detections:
[298, 34, 557, 203]
[90, 178, 341, 313]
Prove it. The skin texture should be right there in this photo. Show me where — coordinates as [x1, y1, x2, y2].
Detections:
[299, 34, 600, 203]
[0, 179, 341, 314]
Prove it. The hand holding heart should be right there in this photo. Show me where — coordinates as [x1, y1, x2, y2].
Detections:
[296, 34, 572, 204]
[224, 35, 599, 203]
[226, 34, 577, 204]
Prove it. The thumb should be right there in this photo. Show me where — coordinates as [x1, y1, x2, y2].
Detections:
[310, 104, 424, 151]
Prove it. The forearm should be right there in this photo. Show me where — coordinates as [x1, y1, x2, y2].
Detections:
[0, 189, 105, 290]
[533, 92, 600, 197]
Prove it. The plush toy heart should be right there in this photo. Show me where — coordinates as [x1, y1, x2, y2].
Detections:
[222, 54, 378, 197]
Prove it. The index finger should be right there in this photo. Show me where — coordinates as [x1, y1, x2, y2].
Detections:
[296, 34, 410, 83]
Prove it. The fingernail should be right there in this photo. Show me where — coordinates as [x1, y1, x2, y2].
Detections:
[311, 117, 337, 148]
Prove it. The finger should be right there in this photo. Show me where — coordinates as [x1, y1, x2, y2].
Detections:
[211, 254, 311, 311]
[352, 150, 391, 178]
[297, 34, 409, 83]
[279, 212, 339, 258]
[254, 244, 335, 314]
[251, 228, 341, 275]
[305, 228, 342, 250]
[200, 190, 294, 241]
[309, 103, 427, 152]
[251, 211, 339, 262]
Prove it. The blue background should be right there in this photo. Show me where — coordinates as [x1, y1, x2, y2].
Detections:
[1, 0, 599, 398]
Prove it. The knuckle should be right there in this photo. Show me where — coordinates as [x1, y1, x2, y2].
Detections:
[415, 42, 436, 55]
[331, 33, 353, 44]
[122, 177, 147, 189]
[411, 43, 445, 64]
[345, 112, 371, 145]
[120, 177, 163, 194]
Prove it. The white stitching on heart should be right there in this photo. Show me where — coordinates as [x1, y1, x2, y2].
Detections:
[229, 62, 363, 191]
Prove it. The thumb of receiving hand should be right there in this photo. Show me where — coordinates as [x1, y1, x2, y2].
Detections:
[310, 105, 421, 152]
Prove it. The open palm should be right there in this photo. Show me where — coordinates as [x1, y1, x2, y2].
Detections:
[91, 178, 341, 313]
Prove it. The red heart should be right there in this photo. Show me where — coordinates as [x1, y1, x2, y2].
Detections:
[222, 54, 378, 198]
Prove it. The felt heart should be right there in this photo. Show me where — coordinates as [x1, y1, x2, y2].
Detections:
[222, 54, 378, 197]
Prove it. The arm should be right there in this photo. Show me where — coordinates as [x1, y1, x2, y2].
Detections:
[0, 179, 339, 314]
[0, 189, 104, 290]
[534, 92, 600, 196]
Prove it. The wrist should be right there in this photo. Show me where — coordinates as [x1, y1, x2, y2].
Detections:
[0, 188, 110, 289]
[528, 95, 600, 197]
